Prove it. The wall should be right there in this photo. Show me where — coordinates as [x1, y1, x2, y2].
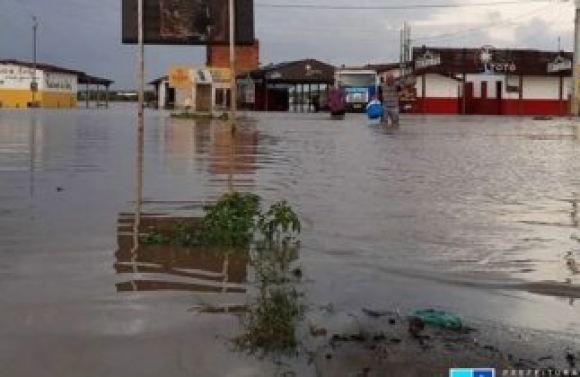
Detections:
[39, 92, 77, 108]
[414, 73, 460, 114]
[207, 40, 260, 75]
[420, 72, 569, 116]
[0, 63, 78, 108]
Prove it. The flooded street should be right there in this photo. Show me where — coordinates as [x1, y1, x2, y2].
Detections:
[1, 106, 580, 376]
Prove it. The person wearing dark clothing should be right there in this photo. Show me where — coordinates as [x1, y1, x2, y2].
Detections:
[328, 84, 346, 117]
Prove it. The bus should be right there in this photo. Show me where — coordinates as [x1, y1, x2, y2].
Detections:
[334, 69, 379, 112]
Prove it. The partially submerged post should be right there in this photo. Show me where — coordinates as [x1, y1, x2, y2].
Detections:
[229, 0, 237, 129]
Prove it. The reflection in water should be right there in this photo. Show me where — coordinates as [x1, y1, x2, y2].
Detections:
[0, 113, 43, 173]
[28, 114, 37, 199]
[115, 213, 250, 293]
[116, 116, 250, 293]
[164, 119, 259, 192]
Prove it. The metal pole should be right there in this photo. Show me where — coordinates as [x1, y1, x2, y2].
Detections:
[572, 0, 580, 116]
[137, 0, 145, 122]
[229, 0, 237, 126]
[32, 16, 37, 107]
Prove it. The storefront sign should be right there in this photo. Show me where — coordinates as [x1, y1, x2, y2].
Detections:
[209, 68, 231, 83]
[168, 66, 193, 88]
[415, 50, 441, 69]
[477, 45, 516, 74]
[547, 56, 572, 73]
[192, 68, 212, 84]
[44, 75, 73, 92]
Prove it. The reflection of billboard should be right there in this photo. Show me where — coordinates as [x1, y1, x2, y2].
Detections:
[122, 0, 255, 45]
[115, 213, 250, 293]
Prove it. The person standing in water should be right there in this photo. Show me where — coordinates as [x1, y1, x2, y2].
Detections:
[328, 83, 346, 118]
[379, 74, 401, 127]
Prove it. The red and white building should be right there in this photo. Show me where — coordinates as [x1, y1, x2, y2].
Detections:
[410, 47, 572, 116]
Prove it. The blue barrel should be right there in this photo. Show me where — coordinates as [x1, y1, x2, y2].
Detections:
[366, 100, 383, 120]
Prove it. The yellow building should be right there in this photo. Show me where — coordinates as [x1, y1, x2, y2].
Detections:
[0, 60, 113, 109]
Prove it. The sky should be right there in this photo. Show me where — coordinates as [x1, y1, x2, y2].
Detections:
[0, 0, 575, 89]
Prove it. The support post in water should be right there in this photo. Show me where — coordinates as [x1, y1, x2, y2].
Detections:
[137, 0, 145, 126]
[229, 0, 237, 128]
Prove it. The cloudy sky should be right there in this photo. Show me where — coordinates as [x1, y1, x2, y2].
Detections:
[0, 0, 575, 89]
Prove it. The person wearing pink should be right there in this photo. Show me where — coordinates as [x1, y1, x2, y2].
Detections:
[328, 83, 346, 117]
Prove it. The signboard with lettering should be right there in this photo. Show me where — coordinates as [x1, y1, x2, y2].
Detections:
[168, 66, 193, 88]
[44, 73, 76, 93]
[415, 50, 441, 70]
[122, 0, 255, 45]
[476, 45, 516, 74]
[547, 56, 572, 73]
[0, 64, 76, 93]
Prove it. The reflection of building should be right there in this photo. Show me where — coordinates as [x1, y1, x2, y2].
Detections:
[0, 60, 112, 109]
[163, 118, 259, 179]
[0, 116, 43, 172]
[115, 213, 249, 293]
[208, 125, 258, 175]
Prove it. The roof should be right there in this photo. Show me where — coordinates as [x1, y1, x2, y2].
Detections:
[0, 59, 114, 86]
[245, 59, 335, 84]
[148, 75, 168, 86]
[0, 59, 82, 75]
[412, 47, 573, 76]
[78, 73, 114, 86]
[361, 63, 400, 73]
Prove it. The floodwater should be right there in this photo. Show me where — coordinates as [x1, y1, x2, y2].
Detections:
[1, 105, 580, 376]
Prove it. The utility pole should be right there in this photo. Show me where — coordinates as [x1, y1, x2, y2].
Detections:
[32, 16, 38, 107]
[229, 0, 237, 126]
[572, 0, 580, 116]
[137, 0, 145, 128]
[399, 22, 411, 82]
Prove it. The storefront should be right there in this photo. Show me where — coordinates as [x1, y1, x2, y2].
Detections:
[160, 66, 232, 113]
[0, 59, 112, 109]
[0, 60, 78, 108]
[411, 47, 572, 116]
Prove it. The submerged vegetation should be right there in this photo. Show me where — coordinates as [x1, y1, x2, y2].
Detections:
[235, 200, 304, 357]
[141, 191, 305, 356]
[141, 192, 260, 248]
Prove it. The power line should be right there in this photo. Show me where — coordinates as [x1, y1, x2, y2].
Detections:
[412, 3, 555, 42]
[256, 0, 559, 10]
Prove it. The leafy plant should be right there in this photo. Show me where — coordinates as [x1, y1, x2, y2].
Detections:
[198, 192, 261, 247]
[234, 284, 304, 357]
[138, 191, 305, 357]
[257, 200, 301, 242]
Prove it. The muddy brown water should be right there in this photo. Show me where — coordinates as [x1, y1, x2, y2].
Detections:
[1, 106, 580, 376]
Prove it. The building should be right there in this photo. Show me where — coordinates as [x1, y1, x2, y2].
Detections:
[151, 66, 234, 113]
[242, 59, 335, 112]
[206, 40, 260, 75]
[0, 60, 113, 109]
[411, 47, 572, 116]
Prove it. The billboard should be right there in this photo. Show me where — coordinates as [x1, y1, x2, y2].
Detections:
[122, 0, 254, 45]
